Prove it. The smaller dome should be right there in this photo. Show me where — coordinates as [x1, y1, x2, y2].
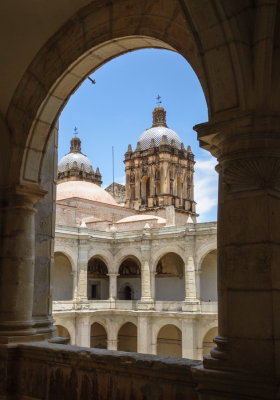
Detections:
[116, 214, 166, 224]
[58, 152, 93, 173]
[57, 181, 117, 205]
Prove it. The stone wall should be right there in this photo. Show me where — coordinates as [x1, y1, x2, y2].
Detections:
[1, 343, 200, 400]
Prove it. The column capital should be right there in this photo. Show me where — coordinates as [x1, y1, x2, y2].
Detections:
[194, 113, 280, 158]
[1, 183, 47, 211]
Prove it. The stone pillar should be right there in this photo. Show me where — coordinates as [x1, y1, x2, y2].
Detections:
[76, 316, 91, 347]
[33, 124, 58, 340]
[183, 256, 199, 311]
[138, 260, 154, 309]
[107, 323, 118, 350]
[0, 184, 46, 342]
[137, 316, 152, 354]
[76, 227, 89, 302]
[193, 116, 280, 397]
[182, 319, 198, 360]
[107, 273, 119, 300]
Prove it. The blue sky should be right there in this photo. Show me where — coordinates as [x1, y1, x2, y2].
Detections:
[59, 49, 218, 222]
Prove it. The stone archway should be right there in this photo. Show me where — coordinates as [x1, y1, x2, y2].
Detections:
[55, 325, 71, 344]
[90, 322, 107, 349]
[155, 252, 184, 301]
[157, 324, 182, 358]
[200, 250, 217, 302]
[203, 327, 218, 357]
[87, 257, 109, 300]
[117, 257, 141, 300]
[53, 252, 73, 301]
[118, 322, 137, 352]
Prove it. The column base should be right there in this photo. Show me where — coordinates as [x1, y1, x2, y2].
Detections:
[192, 363, 278, 400]
[137, 299, 155, 310]
[0, 333, 46, 346]
[182, 300, 200, 312]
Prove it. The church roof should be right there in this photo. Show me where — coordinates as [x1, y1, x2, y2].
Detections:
[116, 214, 166, 224]
[56, 181, 117, 205]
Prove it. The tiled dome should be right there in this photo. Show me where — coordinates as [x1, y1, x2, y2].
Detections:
[57, 181, 117, 205]
[138, 126, 182, 150]
[137, 106, 182, 150]
[58, 152, 93, 173]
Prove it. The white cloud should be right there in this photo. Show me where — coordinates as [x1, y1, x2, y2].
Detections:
[194, 157, 218, 222]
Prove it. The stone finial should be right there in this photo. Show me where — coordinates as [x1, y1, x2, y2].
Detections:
[152, 106, 167, 127]
[149, 138, 155, 148]
[187, 145, 192, 152]
[160, 135, 168, 145]
[127, 144, 132, 152]
[181, 143, 185, 151]
[96, 167, 101, 176]
[136, 141, 141, 151]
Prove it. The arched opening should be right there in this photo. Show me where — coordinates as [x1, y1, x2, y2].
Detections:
[117, 257, 141, 300]
[53, 252, 73, 301]
[141, 176, 150, 205]
[155, 253, 184, 301]
[90, 322, 107, 349]
[118, 322, 137, 352]
[55, 325, 71, 344]
[87, 257, 109, 300]
[200, 250, 217, 302]
[176, 177, 182, 203]
[157, 324, 182, 357]
[203, 327, 218, 357]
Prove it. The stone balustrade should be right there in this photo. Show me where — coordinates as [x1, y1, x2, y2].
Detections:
[52, 300, 218, 313]
[2, 342, 200, 400]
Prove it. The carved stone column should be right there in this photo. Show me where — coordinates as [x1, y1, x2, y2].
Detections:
[107, 273, 119, 300]
[76, 227, 89, 302]
[138, 260, 155, 310]
[0, 184, 46, 342]
[193, 116, 280, 398]
[137, 316, 152, 354]
[76, 315, 90, 347]
[183, 256, 199, 312]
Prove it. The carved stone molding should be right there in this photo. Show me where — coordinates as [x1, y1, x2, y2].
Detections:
[219, 157, 280, 193]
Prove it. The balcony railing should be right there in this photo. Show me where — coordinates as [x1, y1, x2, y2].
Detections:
[52, 299, 218, 313]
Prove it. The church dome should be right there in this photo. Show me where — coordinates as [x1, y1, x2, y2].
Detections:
[58, 152, 93, 173]
[137, 106, 182, 150]
[57, 130, 102, 185]
[56, 181, 117, 205]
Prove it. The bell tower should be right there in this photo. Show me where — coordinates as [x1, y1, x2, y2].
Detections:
[124, 107, 197, 222]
